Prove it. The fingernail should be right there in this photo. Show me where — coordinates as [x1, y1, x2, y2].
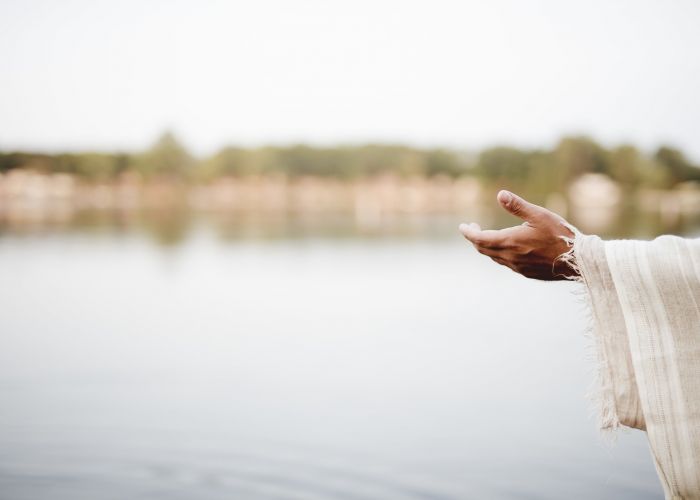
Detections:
[498, 190, 512, 205]
[459, 223, 470, 233]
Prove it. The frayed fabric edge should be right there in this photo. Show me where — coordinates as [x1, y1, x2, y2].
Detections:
[556, 222, 621, 438]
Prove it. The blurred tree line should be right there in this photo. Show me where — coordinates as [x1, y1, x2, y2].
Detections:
[1, 132, 699, 192]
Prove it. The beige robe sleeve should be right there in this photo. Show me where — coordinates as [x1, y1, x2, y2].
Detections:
[573, 233, 700, 499]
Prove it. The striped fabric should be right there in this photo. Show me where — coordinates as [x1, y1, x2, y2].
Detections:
[574, 234, 700, 499]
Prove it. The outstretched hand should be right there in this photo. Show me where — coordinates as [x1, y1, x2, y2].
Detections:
[459, 190, 577, 281]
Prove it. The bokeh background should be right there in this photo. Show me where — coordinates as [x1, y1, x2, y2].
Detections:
[2, 1, 699, 499]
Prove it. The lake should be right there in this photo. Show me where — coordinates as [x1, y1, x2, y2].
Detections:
[0, 215, 663, 499]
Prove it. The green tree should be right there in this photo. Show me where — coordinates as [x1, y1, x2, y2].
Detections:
[136, 131, 194, 179]
[554, 137, 609, 179]
[607, 145, 641, 187]
[475, 147, 531, 182]
[654, 146, 700, 188]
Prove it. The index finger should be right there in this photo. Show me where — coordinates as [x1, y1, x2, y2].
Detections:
[459, 224, 519, 249]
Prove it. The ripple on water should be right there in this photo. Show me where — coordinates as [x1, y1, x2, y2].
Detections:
[0, 432, 474, 500]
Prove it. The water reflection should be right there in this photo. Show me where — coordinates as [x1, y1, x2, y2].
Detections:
[2, 204, 700, 247]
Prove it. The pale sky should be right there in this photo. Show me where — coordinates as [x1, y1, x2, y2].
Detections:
[1, 0, 699, 158]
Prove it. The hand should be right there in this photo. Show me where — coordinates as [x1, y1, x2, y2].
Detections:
[459, 190, 577, 281]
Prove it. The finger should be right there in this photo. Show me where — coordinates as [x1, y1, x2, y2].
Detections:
[458, 222, 481, 243]
[475, 245, 501, 258]
[467, 239, 506, 262]
[474, 245, 515, 266]
[497, 190, 546, 223]
[459, 223, 496, 247]
[491, 256, 511, 267]
[460, 225, 520, 249]
[490, 255, 518, 272]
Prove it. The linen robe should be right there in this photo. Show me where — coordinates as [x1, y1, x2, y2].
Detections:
[572, 233, 700, 499]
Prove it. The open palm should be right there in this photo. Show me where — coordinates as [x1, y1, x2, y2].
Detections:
[459, 190, 577, 280]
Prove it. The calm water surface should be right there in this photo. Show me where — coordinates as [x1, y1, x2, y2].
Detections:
[0, 219, 663, 499]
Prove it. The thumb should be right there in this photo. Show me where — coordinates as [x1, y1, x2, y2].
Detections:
[497, 190, 544, 222]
